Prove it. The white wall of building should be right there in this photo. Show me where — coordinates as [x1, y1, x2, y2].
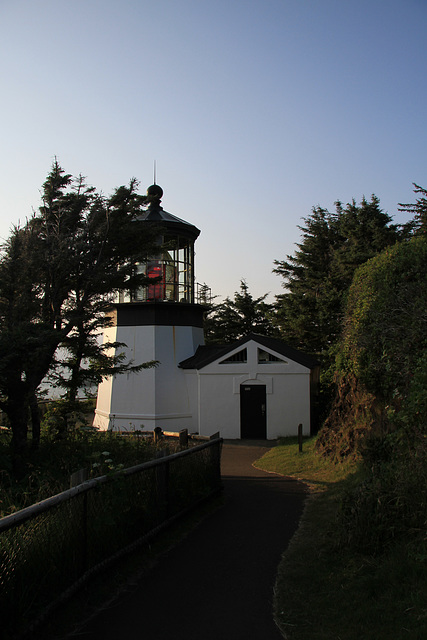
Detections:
[93, 323, 204, 432]
[94, 329, 314, 439]
[184, 341, 312, 439]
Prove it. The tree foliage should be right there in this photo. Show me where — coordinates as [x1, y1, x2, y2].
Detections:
[317, 236, 427, 459]
[398, 183, 427, 236]
[0, 161, 158, 461]
[339, 236, 427, 399]
[273, 196, 399, 361]
[324, 237, 427, 557]
[273, 206, 340, 356]
[204, 280, 278, 344]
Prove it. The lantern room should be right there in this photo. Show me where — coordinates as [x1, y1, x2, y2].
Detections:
[117, 183, 200, 305]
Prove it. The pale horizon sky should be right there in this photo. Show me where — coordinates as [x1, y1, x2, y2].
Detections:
[1, 0, 426, 301]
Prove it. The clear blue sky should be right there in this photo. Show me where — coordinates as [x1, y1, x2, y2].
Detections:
[1, 0, 426, 301]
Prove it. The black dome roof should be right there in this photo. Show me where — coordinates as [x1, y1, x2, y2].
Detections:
[138, 184, 200, 241]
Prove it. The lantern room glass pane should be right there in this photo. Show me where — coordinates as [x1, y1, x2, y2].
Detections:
[132, 234, 195, 303]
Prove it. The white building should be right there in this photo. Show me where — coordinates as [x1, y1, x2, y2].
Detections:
[93, 185, 319, 439]
[180, 333, 319, 439]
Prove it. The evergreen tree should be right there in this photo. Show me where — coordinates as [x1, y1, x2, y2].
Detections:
[205, 280, 277, 344]
[273, 196, 400, 361]
[273, 206, 340, 356]
[0, 161, 158, 462]
[398, 183, 427, 236]
[333, 196, 398, 287]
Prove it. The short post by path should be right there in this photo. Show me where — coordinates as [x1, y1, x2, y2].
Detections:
[298, 423, 303, 453]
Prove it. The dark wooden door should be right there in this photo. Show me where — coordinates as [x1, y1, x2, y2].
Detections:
[240, 384, 267, 439]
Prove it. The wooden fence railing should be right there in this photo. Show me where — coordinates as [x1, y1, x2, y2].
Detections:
[0, 436, 223, 639]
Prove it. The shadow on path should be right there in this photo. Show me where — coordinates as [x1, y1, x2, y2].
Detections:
[70, 442, 307, 640]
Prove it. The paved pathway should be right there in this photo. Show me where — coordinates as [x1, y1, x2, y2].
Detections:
[70, 441, 307, 640]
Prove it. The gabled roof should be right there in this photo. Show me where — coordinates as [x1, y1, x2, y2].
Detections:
[179, 333, 320, 370]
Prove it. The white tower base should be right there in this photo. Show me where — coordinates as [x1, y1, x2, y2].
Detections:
[93, 302, 205, 433]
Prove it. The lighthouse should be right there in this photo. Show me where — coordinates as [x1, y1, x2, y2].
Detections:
[93, 183, 205, 433]
[93, 183, 320, 439]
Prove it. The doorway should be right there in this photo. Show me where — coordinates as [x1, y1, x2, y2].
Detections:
[240, 384, 267, 439]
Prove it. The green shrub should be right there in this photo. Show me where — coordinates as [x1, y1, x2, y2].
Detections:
[318, 237, 427, 460]
[40, 398, 96, 438]
[339, 236, 427, 403]
[0, 430, 157, 516]
[337, 435, 427, 556]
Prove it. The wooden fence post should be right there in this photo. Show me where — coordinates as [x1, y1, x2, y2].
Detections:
[155, 450, 169, 518]
[154, 426, 163, 444]
[298, 423, 303, 453]
[70, 468, 88, 488]
[208, 434, 221, 484]
[82, 491, 89, 572]
[179, 429, 188, 448]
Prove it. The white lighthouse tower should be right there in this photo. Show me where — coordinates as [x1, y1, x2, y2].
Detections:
[93, 183, 205, 433]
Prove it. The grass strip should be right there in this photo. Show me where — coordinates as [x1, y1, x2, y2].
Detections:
[255, 437, 427, 640]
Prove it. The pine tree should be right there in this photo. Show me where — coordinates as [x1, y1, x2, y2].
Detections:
[273, 196, 400, 361]
[398, 183, 427, 235]
[205, 280, 277, 344]
[273, 206, 340, 356]
[0, 161, 158, 462]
